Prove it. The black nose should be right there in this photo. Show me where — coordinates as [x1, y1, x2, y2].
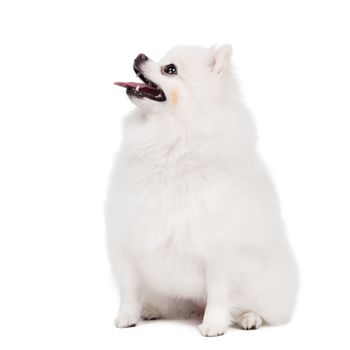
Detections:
[134, 53, 148, 66]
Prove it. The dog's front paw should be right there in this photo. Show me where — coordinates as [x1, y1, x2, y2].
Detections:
[237, 312, 262, 330]
[141, 305, 161, 320]
[198, 322, 228, 337]
[115, 314, 139, 328]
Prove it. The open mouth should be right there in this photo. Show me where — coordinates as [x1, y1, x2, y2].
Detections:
[114, 65, 166, 102]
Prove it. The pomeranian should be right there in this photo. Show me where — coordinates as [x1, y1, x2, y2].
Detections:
[105, 45, 298, 336]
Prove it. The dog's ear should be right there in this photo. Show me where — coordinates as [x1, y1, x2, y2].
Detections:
[211, 44, 233, 75]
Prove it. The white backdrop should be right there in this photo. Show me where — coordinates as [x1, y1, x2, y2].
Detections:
[1, 0, 349, 349]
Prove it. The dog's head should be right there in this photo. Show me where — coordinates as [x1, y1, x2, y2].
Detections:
[115, 45, 234, 114]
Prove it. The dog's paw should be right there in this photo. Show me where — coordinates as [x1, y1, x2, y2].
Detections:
[141, 305, 161, 320]
[237, 312, 262, 330]
[198, 322, 228, 337]
[114, 314, 139, 328]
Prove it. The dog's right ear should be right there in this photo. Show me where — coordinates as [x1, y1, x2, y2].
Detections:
[210, 44, 233, 75]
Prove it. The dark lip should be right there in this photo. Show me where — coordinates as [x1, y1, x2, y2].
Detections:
[126, 88, 165, 101]
[131, 64, 166, 102]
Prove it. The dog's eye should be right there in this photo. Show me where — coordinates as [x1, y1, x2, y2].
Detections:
[162, 64, 177, 76]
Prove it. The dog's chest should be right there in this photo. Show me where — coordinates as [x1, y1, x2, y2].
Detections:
[126, 138, 220, 214]
[125, 144, 221, 242]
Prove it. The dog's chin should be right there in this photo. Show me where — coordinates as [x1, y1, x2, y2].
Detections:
[128, 94, 166, 114]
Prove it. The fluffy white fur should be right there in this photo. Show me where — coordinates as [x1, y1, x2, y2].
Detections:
[105, 45, 298, 336]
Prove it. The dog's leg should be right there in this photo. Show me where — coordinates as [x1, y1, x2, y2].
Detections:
[198, 266, 232, 337]
[114, 260, 141, 328]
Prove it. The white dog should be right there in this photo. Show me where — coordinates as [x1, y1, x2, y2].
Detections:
[105, 45, 298, 336]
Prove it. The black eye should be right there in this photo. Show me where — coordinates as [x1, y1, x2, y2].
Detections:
[162, 64, 177, 75]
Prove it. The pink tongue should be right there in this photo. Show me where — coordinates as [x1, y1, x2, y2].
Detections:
[114, 82, 147, 88]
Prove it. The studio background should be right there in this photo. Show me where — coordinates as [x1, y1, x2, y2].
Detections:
[0, 0, 349, 349]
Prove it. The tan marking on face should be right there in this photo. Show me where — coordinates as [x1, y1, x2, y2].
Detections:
[171, 90, 178, 106]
